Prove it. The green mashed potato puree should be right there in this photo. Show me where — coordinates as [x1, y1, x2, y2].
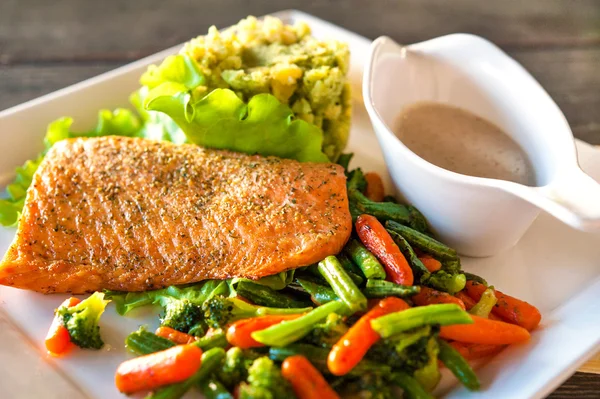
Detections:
[179, 16, 352, 161]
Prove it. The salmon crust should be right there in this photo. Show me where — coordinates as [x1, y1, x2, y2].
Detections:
[0, 136, 351, 293]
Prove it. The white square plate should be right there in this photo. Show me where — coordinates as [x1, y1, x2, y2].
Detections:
[1, 10, 599, 399]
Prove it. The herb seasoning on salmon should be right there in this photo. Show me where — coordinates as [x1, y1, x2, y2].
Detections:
[0, 136, 352, 293]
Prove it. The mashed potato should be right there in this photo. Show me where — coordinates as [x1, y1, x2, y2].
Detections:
[180, 16, 351, 161]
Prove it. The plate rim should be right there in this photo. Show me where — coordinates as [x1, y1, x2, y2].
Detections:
[1, 9, 599, 399]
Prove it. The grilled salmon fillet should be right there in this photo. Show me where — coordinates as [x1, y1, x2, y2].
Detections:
[0, 136, 351, 293]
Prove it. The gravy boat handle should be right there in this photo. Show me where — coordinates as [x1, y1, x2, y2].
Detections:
[520, 168, 600, 231]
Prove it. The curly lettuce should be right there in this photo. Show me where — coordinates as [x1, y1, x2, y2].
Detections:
[142, 53, 329, 163]
[146, 85, 329, 163]
[0, 109, 142, 226]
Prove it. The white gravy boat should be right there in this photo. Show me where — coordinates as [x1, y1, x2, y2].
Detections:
[363, 34, 600, 257]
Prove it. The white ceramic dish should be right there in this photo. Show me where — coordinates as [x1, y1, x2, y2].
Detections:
[0, 10, 599, 399]
[363, 35, 600, 257]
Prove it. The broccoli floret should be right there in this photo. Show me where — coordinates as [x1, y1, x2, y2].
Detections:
[238, 357, 295, 399]
[426, 270, 466, 294]
[202, 295, 310, 329]
[367, 326, 434, 374]
[301, 313, 348, 348]
[345, 372, 395, 399]
[56, 292, 110, 350]
[216, 347, 260, 389]
[412, 336, 441, 392]
[160, 297, 205, 334]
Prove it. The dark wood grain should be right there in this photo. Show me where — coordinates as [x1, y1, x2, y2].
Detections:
[0, 0, 599, 396]
[547, 372, 600, 398]
[1, 0, 600, 64]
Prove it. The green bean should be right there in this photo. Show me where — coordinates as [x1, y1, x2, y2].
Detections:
[317, 256, 367, 312]
[464, 272, 488, 286]
[252, 300, 348, 347]
[383, 195, 399, 203]
[195, 330, 228, 351]
[338, 252, 365, 278]
[363, 279, 420, 298]
[308, 264, 363, 286]
[295, 277, 338, 305]
[336, 153, 353, 173]
[198, 378, 233, 399]
[345, 239, 386, 280]
[147, 348, 226, 399]
[386, 220, 458, 260]
[427, 270, 466, 294]
[350, 189, 427, 231]
[469, 287, 497, 318]
[234, 280, 309, 308]
[437, 339, 480, 391]
[391, 372, 435, 399]
[387, 230, 430, 282]
[347, 168, 367, 192]
[125, 329, 175, 355]
[370, 304, 473, 338]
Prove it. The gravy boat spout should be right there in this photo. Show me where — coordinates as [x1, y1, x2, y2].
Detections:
[363, 35, 600, 257]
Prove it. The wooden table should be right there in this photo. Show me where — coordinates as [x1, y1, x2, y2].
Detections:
[0, 1, 599, 397]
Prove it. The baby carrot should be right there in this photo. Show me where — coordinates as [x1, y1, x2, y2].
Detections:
[418, 254, 442, 273]
[455, 291, 477, 310]
[45, 297, 81, 356]
[356, 215, 414, 286]
[465, 281, 542, 330]
[440, 315, 530, 345]
[455, 291, 502, 321]
[413, 286, 466, 310]
[282, 355, 340, 399]
[155, 326, 197, 345]
[115, 343, 202, 394]
[328, 297, 409, 376]
[364, 172, 385, 202]
[449, 341, 505, 360]
[227, 314, 303, 349]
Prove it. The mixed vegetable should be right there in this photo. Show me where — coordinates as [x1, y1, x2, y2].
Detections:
[44, 161, 541, 398]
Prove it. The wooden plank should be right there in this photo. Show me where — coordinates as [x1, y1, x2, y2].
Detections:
[1, 0, 600, 64]
[547, 372, 600, 398]
[580, 352, 600, 374]
[0, 63, 123, 110]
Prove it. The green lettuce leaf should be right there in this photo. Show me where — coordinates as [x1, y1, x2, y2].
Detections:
[105, 280, 229, 316]
[130, 87, 187, 144]
[146, 84, 329, 163]
[0, 109, 143, 227]
[0, 156, 44, 226]
[140, 54, 205, 90]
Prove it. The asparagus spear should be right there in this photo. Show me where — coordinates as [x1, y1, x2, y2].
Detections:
[437, 339, 480, 391]
[317, 256, 367, 312]
[295, 277, 339, 305]
[349, 189, 429, 233]
[386, 220, 458, 260]
[363, 279, 420, 298]
[344, 239, 387, 280]
[370, 304, 473, 338]
[234, 280, 310, 308]
[251, 300, 349, 347]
